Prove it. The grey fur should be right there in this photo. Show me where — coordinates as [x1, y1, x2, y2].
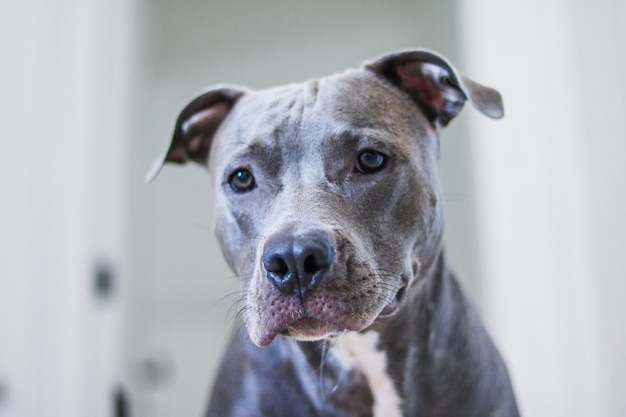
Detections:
[149, 49, 519, 417]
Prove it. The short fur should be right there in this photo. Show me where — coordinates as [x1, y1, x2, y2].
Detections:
[148, 49, 519, 417]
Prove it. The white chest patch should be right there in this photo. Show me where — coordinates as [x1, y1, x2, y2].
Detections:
[332, 332, 403, 417]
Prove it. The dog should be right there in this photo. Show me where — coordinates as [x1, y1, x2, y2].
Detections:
[147, 48, 520, 417]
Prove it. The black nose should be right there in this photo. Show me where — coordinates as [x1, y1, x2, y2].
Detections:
[262, 231, 334, 296]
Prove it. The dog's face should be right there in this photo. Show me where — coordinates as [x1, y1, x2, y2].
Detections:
[211, 72, 443, 346]
[147, 49, 503, 347]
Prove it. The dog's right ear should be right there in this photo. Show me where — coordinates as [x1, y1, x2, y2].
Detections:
[365, 49, 503, 128]
[145, 85, 247, 182]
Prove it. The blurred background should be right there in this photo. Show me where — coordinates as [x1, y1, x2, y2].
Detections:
[1, 0, 625, 416]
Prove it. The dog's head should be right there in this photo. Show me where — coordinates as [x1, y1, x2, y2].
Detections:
[148, 49, 503, 347]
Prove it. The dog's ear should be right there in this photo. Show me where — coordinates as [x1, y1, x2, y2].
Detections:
[145, 85, 247, 182]
[365, 49, 503, 127]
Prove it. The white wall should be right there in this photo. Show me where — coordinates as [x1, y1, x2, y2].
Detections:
[0, 0, 132, 416]
[461, 0, 626, 416]
[2, 1, 625, 416]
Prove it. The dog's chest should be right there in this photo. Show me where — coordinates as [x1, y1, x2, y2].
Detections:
[332, 332, 403, 417]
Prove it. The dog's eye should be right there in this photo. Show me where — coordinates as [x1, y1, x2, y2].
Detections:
[356, 149, 387, 173]
[228, 169, 256, 192]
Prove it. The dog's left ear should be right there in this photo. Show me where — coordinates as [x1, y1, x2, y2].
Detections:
[365, 49, 503, 127]
[145, 85, 247, 182]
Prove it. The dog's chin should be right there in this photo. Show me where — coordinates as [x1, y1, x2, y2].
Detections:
[281, 317, 341, 341]
[250, 317, 341, 347]
[282, 290, 404, 341]
[250, 284, 408, 347]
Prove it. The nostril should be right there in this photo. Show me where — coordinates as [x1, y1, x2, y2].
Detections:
[265, 255, 289, 276]
[263, 252, 295, 294]
[303, 255, 316, 275]
[303, 253, 326, 275]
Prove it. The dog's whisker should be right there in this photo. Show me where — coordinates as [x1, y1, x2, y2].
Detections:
[322, 336, 349, 395]
[316, 342, 329, 396]
[232, 306, 255, 338]
[370, 268, 403, 277]
[214, 289, 247, 304]
[225, 298, 248, 324]
[205, 293, 246, 334]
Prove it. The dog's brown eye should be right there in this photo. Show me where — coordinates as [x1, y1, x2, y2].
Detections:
[229, 169, 256, 192]
[356, 149, 387, 173]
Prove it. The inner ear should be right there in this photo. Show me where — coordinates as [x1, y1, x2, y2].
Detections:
[145, 85, 246, 182]
[365, 49, 504, 127]
[173, 102, 232, 165]
[394, 61, 467, 126]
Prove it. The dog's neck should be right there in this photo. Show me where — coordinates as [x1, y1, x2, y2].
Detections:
[292, 251, 508, 416]
[330, 331, 403, 417]
[290, 252, 453, 416]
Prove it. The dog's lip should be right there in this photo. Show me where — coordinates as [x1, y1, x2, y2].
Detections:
[252, 283, 408, 346]
[281, 317, 340, 341]
[253, 315, 338, 346]
[378, 285, 406, 317]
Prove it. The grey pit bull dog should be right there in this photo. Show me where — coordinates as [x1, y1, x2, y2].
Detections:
[147, 48, 520, 417]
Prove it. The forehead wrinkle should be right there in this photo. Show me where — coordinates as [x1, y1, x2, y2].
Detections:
[231, 140, 271, 159]
[323, 127, 412, 160]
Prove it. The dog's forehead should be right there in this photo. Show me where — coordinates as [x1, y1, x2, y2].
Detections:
[211, 69, 429, 166]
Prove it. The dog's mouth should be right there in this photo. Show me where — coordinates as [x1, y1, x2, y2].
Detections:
[280, 317, 341, 340]
[378, 284, 406, 317]
[277, 284, 407, 341]
[249, 265, 410, 347]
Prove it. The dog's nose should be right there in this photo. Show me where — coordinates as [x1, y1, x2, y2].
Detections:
[262, 231, 334, 296]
